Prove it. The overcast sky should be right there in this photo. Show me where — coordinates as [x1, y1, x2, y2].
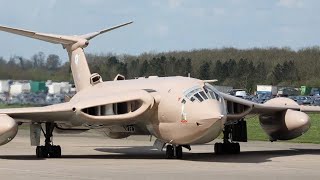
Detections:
[0, 0, 319, 61]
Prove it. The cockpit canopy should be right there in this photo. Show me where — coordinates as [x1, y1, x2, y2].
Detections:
[183, 84, 221, 103]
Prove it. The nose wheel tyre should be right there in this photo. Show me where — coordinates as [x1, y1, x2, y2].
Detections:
[49, 145, 62, 158]
[231, 143, 240, 154]
[166, 145, 184, 159]
[214, 142, 224, 154]
[166, 145, 174, 159]
[175, 146, 183, 159]
[36, 146, 48, 158]
[214, 142, 240, 154]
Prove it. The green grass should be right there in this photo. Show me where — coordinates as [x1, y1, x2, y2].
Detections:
[246, 114, 320, 144]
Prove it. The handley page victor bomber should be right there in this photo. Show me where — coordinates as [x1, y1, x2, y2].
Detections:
[0, 22, 318, 159]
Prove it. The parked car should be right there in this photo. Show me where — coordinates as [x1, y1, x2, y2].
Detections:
[312, 99, 320, 106]
[8, 96, 21, 104]
[255, 94, 272, 104]
[288, 96, 298, 101]
[228, 89, 246, 96]
[296, 96, 313, 105]
[0, 93, 7, 102]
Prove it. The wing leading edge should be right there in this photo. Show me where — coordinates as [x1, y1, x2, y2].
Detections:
[0, 89, 156, 126]
[0, 102, 74, 122]
[220, 93, 320, 120]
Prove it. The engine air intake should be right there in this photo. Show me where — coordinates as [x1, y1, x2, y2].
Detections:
[81, 100, 143, 116]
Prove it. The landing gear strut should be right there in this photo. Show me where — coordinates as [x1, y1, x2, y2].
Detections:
[36, 122, 61, 158]
[214, 120, 247, 155]
[166, 145, 184, 159]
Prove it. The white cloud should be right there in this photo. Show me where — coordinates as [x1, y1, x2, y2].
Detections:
[277, 0, 304, 8]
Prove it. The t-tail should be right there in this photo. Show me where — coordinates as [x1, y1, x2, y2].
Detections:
[0, 21, 133, 91]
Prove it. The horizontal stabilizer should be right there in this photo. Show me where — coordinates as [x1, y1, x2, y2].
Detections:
[0, 21, 133, 92]
[0, 21, 133, 46]
[80, 21, 133, 40]
[0, 25, 78, 45]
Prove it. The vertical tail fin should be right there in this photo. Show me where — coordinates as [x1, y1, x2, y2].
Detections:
[0, 21, 133, 91]
[67, 47, 92, 91]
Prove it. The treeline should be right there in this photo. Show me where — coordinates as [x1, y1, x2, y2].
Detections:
[1, 47, 320, 91]
[0, 52, 71, 82]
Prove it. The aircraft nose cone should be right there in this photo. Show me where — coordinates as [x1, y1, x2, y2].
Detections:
[186, 100, 225, 123]
[155, 99, 226, 145]
[195, 114, 224, 126]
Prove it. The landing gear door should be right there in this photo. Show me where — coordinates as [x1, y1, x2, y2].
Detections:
[30, 123, 41, 146]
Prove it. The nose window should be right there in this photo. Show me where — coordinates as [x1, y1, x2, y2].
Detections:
[199, 91, 208, 100]
[204, 84, 222, 102]
[194, 93, 204, 102]
[183, 86, 211, 103]
[204, 88, 215, 99]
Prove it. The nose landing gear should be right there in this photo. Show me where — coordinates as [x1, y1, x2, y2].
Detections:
[166, 145, 184, 159]
[214, 120, 247, 155]
[214, 142, 240, 154]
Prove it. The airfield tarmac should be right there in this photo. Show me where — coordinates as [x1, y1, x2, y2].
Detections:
[0, 130, 320, 180]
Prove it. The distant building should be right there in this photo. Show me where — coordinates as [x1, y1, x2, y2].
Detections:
[10, 82, 31, 96]
[46, 81, 72, 94]
[30, 81, 48, 93]
[256, 85, 278, 96]
[0, 80, 9, 93]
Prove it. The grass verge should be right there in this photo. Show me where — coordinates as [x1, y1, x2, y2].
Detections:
[247, 114, 320, 144]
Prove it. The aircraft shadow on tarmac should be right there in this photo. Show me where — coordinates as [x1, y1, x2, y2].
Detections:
[93, 146, 320, 163]
[1, 146, 320, 163]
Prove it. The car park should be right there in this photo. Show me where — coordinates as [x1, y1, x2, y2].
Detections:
[312, 99, 320, 106]
[295, 96, 313, 105]
[0, 93, 7, 102]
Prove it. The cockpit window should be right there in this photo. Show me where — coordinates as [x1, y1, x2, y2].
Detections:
[214, 92, 221, 101]
[194, 93, 204, 102]
[184, 86, 206, 102]
[183, 85, 222, 103]
[204, 84, 222, 102]
[199, 91, 208, 100]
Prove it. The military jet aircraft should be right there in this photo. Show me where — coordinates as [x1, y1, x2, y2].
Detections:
[0, 22, 318, 159]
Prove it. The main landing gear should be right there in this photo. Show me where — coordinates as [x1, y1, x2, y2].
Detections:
[214, 120, 247, 155]
[166, 145, 190, 159]
[36, 122, 61, 158]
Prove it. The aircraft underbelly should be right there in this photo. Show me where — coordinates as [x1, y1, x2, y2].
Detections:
[150, 117, 223, 145]
[189, 120, 223, 144]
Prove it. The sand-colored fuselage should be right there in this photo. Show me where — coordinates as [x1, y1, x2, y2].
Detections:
[70, 76, 227, 145]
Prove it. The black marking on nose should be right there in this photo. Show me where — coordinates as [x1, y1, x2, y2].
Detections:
[196, 122, 202, 126]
